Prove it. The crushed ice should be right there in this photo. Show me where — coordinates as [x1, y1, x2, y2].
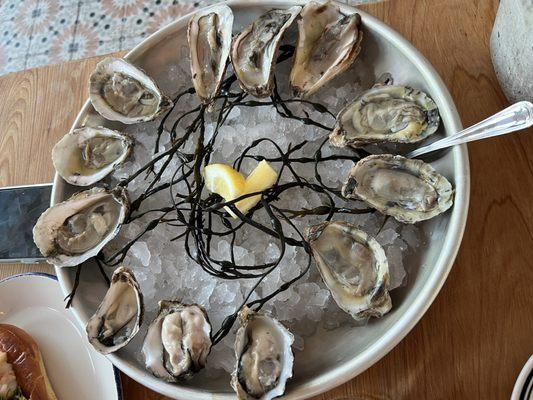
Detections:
[101, 54, 426, 376]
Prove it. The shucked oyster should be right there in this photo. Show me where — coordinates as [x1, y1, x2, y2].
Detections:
[330, 79, 440, 148]
[231, 307, 294, 400]
[188, 5, 234, 106]
[290, 1, 363, 97]
[89, 57, 172, 124]
[86, 266, 143, 354]
[306, 221, 391, 320]
[52, 126, 133, 186]
[342, 154, 454, 223]
[231, 7, 301, 97]
[32, 187, 129, 267]
[142, 301, 212, 381]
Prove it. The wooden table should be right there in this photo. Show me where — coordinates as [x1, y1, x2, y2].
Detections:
[1, 0, 531, 399]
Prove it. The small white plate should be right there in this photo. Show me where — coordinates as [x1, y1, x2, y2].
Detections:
[0, 273, 122, 400]
[512, 355, 533, 400]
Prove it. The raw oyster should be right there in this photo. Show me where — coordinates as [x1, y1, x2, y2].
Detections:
[142, 301, 212, 381]
[231, 6, 301, 97]
[52, 126, 133, 186]
[188, 4, 234, 106]
[32, 187, 129, 267]
[231, 307, 294, 400]
[330, 81, 440, 148]
[290, 1, 363, 97]
[342, 154, 454, 223]
[89, 57, 172, 124]
[305, 221, 391, 320]
[86, 266, 143, 354]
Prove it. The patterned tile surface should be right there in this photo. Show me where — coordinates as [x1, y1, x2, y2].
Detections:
[0, 0, 378, 76]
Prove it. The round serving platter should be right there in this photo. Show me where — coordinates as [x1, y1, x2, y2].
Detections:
[53, 1, 470, 399]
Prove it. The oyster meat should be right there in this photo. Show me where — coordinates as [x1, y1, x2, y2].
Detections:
[86, 266, 144, 354]
[188, 5, 234, 106]
[342, 154, 454, 223]
[231, 307, 294, 400]
[32, 187, 129, 267]
[330, 81, 440, 148]
[231, 6, 301, 97]
[290, 1, 363, 97]
[306, 221, 391, 320]
[89, 57, 172, 124]
[52, 126, 133, 186]
[142, 301, 212, 381]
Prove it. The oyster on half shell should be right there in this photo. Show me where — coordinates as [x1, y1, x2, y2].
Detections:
[86, 266, 144, 354]
[342, 154, 454, 224]
[330, 79, 440, 148]
[231, 307, 294, 400]
[290, 1, 363, 97]
[52, 126, 133, 186]
[142, 301, 212, 382]
[89, 57, 172, 124]
[188, 5, 234, 106]
[231, 6, 301, 97]
[32, 187, 129, 267]
[306, 221, 391, 320]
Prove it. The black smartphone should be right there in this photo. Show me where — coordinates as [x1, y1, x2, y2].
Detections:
[0, 183, 52, 263]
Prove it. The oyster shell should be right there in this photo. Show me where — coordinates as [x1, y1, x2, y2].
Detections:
[86, 266, 144, 354]
[305, 221, 391, 320]
[89, 57, 172, 124]
[32, 187, 129, 267]
[330, 81, 440, 148]
[290, 1, 363, 97]
[188, 5, 234, 106]
[231, 307, 294, 400]
[52, 126, 133, 186]
[231, 6, 301, 97]
[142, 301, 212, 381]
[342, 154, 454, 223]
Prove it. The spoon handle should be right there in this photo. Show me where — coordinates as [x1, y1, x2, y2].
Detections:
[407, 101, 533, 158]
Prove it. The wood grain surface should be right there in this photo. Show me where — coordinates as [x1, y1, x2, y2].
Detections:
[1, 1, 532, 399]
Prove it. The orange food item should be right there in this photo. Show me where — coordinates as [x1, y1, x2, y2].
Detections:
[0, 324, 57, 400]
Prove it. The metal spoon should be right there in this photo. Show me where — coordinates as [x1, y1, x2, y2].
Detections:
[406, 101, 533, 159]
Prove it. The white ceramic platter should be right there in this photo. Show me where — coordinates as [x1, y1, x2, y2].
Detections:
[0, 273, 122, 400]
[53, 1, 470, 399]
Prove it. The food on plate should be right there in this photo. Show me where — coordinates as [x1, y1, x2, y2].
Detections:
[306, 221, 391, 320]
[0, 325, 57, 400]
[142, 301, 212, 381]
[89, 57, 172, 124]
[0, 351, 18, 399]
[231, 308, 294, 400]
[52, 126, 134, 186]
[34, 2, 460, 392]
[86, 266, 144, 354]
[204, 163, 247, 209]
[204, 160, 278, 217]
[330, 80, 440, 148]
[32, 187, 129, 267]
[236, 160, 278, 215]
[290, 1, 363, 97]
[342, 154, 454, 224]
[231, 7, 301, 98]
[188, 4, 234, 106]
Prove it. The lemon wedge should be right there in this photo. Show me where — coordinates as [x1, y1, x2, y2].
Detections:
[204, 160, 278, 218]
[236, 160, 278, 214]
[204, 163, 246, 202]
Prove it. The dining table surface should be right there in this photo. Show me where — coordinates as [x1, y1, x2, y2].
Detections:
[1, 0, 532, 399]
